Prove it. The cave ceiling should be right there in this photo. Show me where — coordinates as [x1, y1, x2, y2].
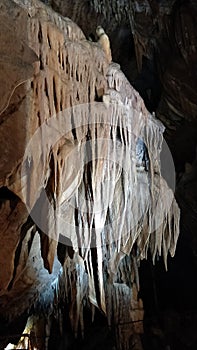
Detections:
[0, 1, 197, 350]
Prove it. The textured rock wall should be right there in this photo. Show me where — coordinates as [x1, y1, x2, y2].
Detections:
[51, 0, 197, 135]
[0, 1, 180, 349]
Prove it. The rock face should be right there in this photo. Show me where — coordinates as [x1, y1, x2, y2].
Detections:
[0, 1, 180, 350]
[50, 0, 197, 152]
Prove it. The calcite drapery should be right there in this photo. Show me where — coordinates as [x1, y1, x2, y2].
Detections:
[0, 1, 180, 349]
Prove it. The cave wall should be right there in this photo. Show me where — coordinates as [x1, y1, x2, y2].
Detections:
[3, 1, 197, 350]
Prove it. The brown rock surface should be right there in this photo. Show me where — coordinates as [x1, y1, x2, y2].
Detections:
[0, 1, 180, 349]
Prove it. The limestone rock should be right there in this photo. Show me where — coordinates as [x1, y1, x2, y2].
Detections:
[0, 1, 180, 350]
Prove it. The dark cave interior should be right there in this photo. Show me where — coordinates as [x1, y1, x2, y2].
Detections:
[1, 0, 197, 349]
[49, 1, 197, 348]
[51, 1, 197, 349]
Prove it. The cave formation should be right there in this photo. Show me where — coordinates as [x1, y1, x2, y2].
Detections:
[0, 0, 197, 350]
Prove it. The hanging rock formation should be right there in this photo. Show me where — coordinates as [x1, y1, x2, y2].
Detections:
[0, 1, 180, 349]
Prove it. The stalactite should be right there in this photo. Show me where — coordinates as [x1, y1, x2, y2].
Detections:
[0, 2, 180, 350]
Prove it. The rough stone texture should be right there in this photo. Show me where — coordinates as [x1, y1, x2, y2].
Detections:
[36, 1, 197, 350]
[0, 199, 28, 291]
[0, 1, 181, 350]
[51, 0, 197, 143]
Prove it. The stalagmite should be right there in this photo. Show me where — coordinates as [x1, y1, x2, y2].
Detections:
[96, 26, 112, 64]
